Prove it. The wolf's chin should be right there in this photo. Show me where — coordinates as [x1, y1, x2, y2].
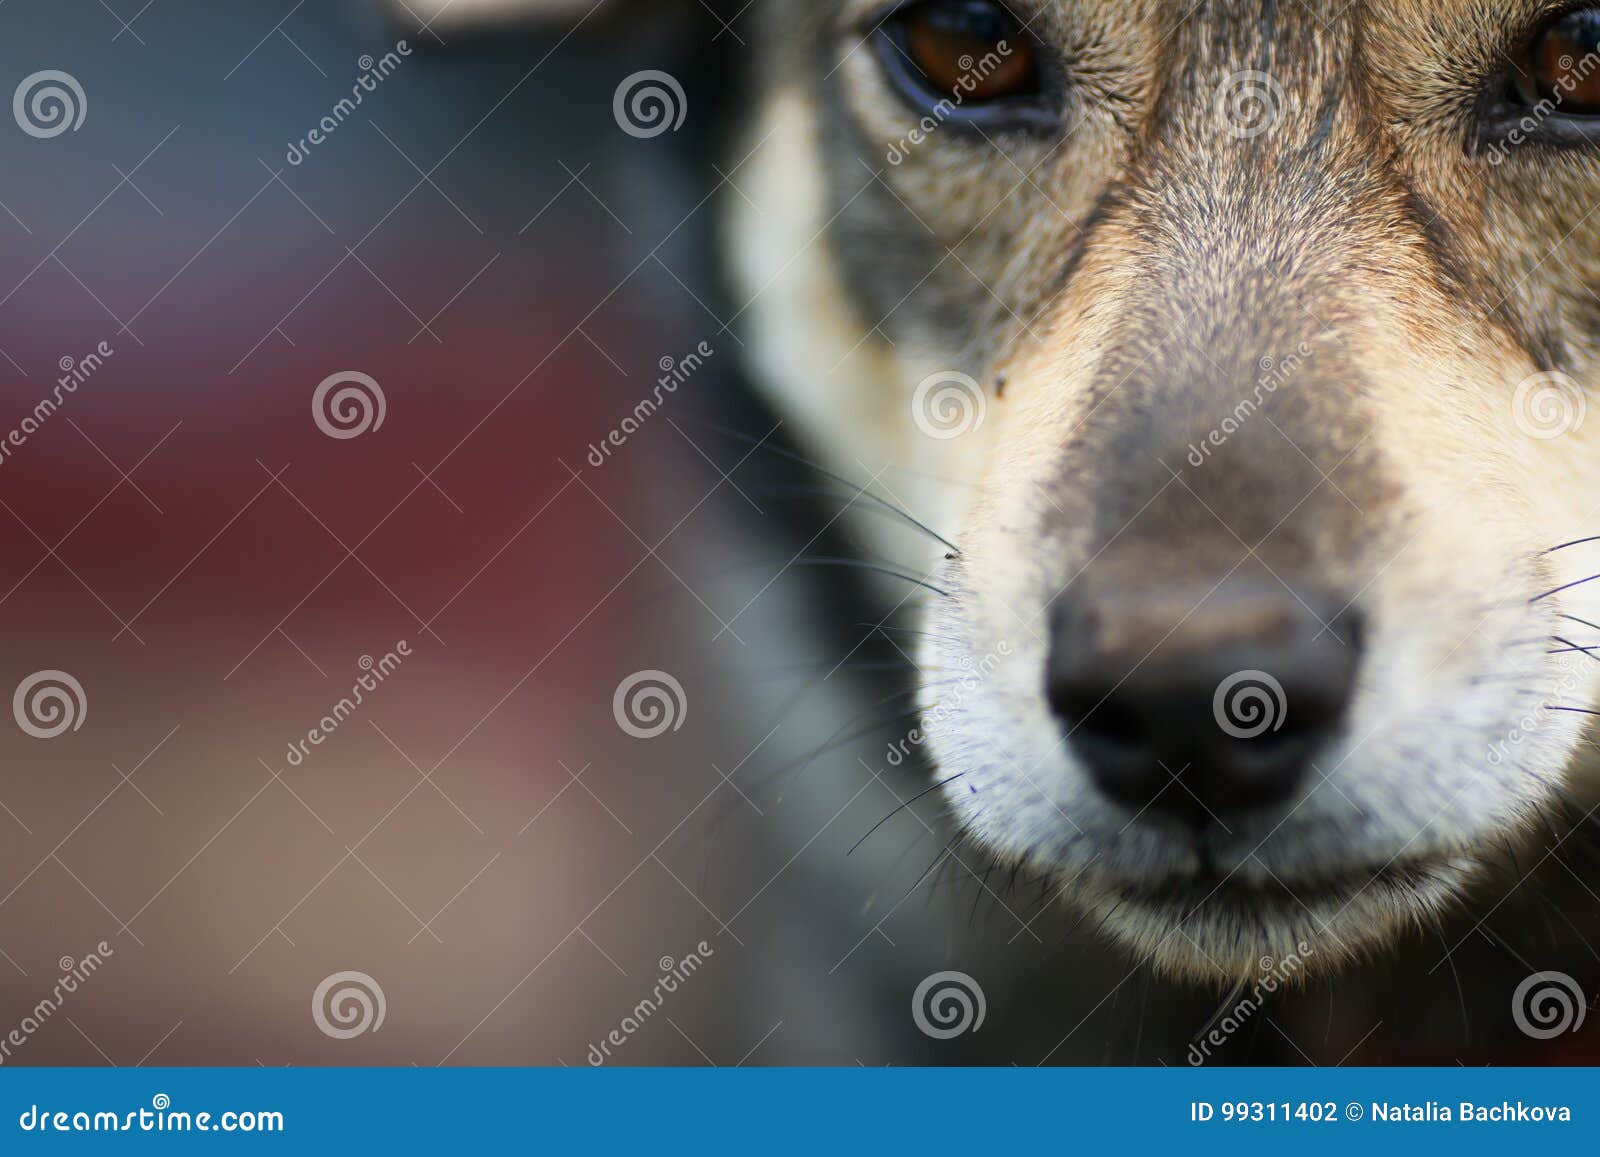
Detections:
[1066, 856, 1480, 984]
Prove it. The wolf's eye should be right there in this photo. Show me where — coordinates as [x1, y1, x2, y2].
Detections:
[877, 0, 1049, 127]
[1515, 8, 1600, 115]
[897, 1, 1036, 101]
[1480, 7, 1600, 155]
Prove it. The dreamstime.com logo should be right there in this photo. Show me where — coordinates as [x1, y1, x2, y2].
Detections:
[17, 1094, 283, 1134]
[1512, 971, 1590, 1040]
[912, 371, 986, 440]
[613, 70, 686, 139]
[13, 70, 86, 138]
[313, 371, 387, 439]
[912, 971, 986, 1039]
[312, 970, 386, 1040]
[612, 670, 687, 739]
[1216, 70, 1283, 140]
[1512, 370, 1586, 441]
[13, 670, 86, 739]
[1212, 669, 1287, 739]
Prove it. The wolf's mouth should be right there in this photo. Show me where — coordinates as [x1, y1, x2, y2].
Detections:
[1079, 856, 1472, 979]
[1106, 858, 1440, 913]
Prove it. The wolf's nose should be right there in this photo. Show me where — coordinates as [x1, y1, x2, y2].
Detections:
[1045, 580, 1361, 827]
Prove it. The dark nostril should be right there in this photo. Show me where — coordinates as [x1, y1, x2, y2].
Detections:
[1046, 583, 1362, 826]
[1048, 680, 1142, 746]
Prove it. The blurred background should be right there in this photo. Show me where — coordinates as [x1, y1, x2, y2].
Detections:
[0, 0, 1592, 1067]
[0, 0, 1043, 1068]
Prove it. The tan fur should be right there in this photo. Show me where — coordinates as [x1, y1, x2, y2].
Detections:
[730, 0, 1600, 981]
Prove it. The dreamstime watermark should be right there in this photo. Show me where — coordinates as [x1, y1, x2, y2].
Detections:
[312, 971, 386, 1039]
[586, 340, 713, 467]
[285, 41, 411, 165]
[18, 1096, 284, 1134]
[912, 370, 986, 440]
[886, 42, 1019, 164]
[1484, 48, 1600, 164]
[1187, 942, 1315, 1064]
[585, 940, 716, 1064]
[312, 370, 387, 439]
[13, 70, 86, 138]
[0, 942, 114, 1065]
[1511, 970, 1590, 1040]
[1186, 343, 1313, 466]
[0, 341, 113, 469]
[1216, 70, 1284, 140]
[1213, 669, 1287, 740]
[1512, 370, 1586, 441]
[1487, 653, 1583, 768]
[612, 670, 687, 739]
[887, 640, 1012, 767]
[613, 70, 686, 139]
[13, 670, 86, 739]
[912, 971, 986, 1039]
[284, 644, 410, 767]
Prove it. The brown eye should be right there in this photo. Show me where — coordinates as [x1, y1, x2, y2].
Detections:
[882, 0, 1044, 118]
[902, 1, 1036, 101]
[1520, 8, 1600, 114]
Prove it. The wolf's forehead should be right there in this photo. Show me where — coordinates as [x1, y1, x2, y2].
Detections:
[807, 0, 1552, 154]
[818, 0, 1552, 57]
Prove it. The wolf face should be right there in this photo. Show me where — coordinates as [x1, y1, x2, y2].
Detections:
[729, 0, 1600, 980]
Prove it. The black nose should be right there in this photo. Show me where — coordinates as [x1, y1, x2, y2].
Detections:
[1046, 578, 1361, 827]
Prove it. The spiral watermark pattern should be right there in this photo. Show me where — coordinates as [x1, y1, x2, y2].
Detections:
[13, 70, 86, 139]
[912, 371, 986, 440]
[1212, 669, 1287, 740]
[1512, 971, 1588, 1040]
[613, 70, 687, 139]
[13, 670, 86, 739]
[911, 970, 986, 1039]
[612, 670, 687, 739]
[1512, 371, 1586, 441]
[1215, 70, 1283, 140]
[311, 970, 386, 1040]
[312, 371, 386, 440]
